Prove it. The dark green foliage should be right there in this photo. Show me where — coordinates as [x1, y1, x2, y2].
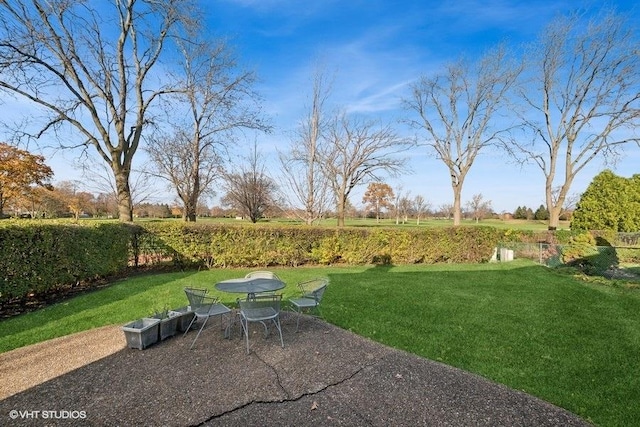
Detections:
[513, 206, 534, 219]
[572, 170, 640, 232]
[0, 222, 130, 302]
[513, 206, 525, 219]
[534, 204, 549, 220]
[6, 219, 637, 304]
[562, 232, 619, 275]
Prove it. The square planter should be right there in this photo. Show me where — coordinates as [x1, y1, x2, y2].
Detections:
[122, 318, 160, 350]
[170, 306, 195, 333]
[153, 312, 179, 341]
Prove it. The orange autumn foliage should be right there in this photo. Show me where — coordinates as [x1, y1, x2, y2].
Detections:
[0, 143, 53, 213]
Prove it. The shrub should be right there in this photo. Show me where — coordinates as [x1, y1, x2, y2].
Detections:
[0, 221, 501, 302]
[0, 222, 130, 302]
[134, 223, 501, 267]
[562, 232, 618, 275]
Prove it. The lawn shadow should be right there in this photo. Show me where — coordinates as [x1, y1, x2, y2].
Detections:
[0, 269, 200, 342]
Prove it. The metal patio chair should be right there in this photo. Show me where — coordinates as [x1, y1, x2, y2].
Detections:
[245, 271, 281, 280]
[183, 287, 232, 350]
[288, 278, 328, 332]
[238, 294, 284, 354]
[244, 271, 281, 297]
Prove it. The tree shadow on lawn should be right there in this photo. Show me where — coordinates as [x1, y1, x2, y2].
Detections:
[0, 269, 200, 341]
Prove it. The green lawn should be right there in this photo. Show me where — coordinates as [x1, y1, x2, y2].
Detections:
[319, 217, 569, 230]
[1, 260, 638, 427]
[322, 262, 640, 427]
[132, 215, 570, 230]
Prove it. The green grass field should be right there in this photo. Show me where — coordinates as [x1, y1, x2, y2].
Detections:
[1, 215, 571, 233]
[1, 260, 637, 426]
[180, 216, 570, 230]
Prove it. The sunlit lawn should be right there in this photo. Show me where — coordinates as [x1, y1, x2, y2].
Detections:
[1, 260, 637, 427]
[134, 216, 569, 231]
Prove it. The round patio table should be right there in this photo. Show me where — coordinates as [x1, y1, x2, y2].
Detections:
[215, 277, 285, 300]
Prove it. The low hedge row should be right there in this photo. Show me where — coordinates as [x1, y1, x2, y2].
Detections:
[133, 222, 501, 268]
[6, 220, 634, 304]
[0, 222, 131, 302]
[0, 221, 501, 302]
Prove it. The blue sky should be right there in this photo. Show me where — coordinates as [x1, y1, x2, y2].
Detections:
[28, 0, 640, 212]
[196, 0, 639, 213]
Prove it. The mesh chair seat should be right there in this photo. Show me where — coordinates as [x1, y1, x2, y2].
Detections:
[289, 296, 319, 309]
[192, 304, 231, 317]
[241, 305, 279, 321]
[239, 294, 284, 354]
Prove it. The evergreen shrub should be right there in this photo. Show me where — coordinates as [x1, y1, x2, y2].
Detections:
[0, 222, 130, 302]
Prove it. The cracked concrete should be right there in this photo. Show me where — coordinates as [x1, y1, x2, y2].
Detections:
[0, 314, 591, 426]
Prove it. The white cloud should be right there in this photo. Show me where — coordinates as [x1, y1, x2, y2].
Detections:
[434, 0, 572, 32]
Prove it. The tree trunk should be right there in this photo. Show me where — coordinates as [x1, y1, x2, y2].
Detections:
[114, 170, 133, 222]
[452, 185, 462, 226]
[548, 206, 563, 230]
[183, 171, 200, 222]
[337, 194, 346, 227]
[546, 174, 568, 230]
[183, 196, 197, 222]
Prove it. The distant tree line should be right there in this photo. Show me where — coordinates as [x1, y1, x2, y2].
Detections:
[513, 205, 553, 221]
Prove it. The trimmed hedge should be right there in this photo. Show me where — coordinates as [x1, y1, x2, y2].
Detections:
[0, 222, 131, 302]
[133, 222, 501, 268]
[4, 220, 637, 303]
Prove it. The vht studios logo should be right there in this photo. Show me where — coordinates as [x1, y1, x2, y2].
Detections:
[9, 409, 87, 420]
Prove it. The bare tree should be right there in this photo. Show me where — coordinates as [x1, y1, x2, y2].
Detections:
[510, 9, 640, 230]
[318, 114, 411, 226]
[0, 0, 192, 221]
[439, 203, 454, 219]
[398, 195, 413, 224]
[147, 40, 267, 221]
[465, 193, 493, 223]
[413, 195, 431, 225]
[405, 46, 521, 226]
[279, 66, 332, 224]
[392, 186, 410, 225]
[221, 144, 277, 223]
[78, 156, 157, 212]
[93, 192, 119, 218]
[146, 128, 221, 221]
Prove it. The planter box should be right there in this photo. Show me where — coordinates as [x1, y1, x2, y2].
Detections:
[170, 306, 195, 333]
[153, 313, 179, 341]
[122, 318, 161, 350]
